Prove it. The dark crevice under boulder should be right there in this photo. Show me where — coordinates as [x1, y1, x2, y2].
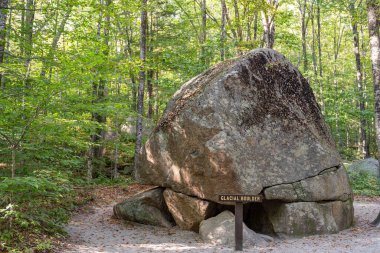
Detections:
[114, 48, 353, 237]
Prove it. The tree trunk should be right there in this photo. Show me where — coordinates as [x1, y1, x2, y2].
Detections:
[23, 0, 35, 87]
[333, 21, 345, 148]
[41, 7, 72, 77]
[112, 130, 119, 179]
[311, 6, 317, 77]
[1, 0, 11, 90]
[261, 0, 278, 49]
[233, 0, 242, 42]
[11, 146, 15, 178]
[220, 0, 227, 61]
[134, 0, 148, 169]
[0, 0, 9, 86]
[253, 10, 258, 41]
[299, 0, 308, 72]
[147, 12, 154, 119]
[155, 71, 159, 117]
[124, 12, 137, 111]
[367, 0, 380, 227]
[89, 0, 111, 176]
[316, 0, 324, 112]
[147, 70, 153, 118]
[361, 25, 371, 156]
[200, 0, 207, 64]
[349, 1, 369, 158]
[87, 148, 94, 181]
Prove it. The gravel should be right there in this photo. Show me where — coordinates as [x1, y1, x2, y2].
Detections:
[61, 197, 380, 253]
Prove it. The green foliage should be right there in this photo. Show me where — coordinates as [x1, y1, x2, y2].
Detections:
[0, 0, 379, 250]
[0, 170, 75, 252]
[348, 170, 380, 196]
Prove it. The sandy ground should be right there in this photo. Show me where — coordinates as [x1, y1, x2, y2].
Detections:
[60, 187, 380, 253]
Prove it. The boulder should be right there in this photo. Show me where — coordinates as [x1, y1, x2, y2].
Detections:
[199, 211, 273, 246]
[348, 158, 380, 178]
[129, 49, 354, 237]
[163, 188, 216, 232]
[263, 200, 353, 237]
[135, 48, 341, 203]
[113, 187, 174, 228]
[264, 166, 352, 202]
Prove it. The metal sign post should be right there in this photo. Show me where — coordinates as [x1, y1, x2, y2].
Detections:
[218, 194, 263, 251]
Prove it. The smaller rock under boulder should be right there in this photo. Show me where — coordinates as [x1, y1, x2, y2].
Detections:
[113, 187, 174, 228]
[263, 200, 353, 237]
[163, 188, 216, 232]
[348, 158, 380, 179]
[199, 211, 273, 247]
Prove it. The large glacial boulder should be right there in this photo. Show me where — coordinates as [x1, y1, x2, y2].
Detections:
[116, 48, 355, 237]
[135, 48, 342, 202]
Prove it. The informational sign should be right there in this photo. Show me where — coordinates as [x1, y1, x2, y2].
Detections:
[218, 194, 264, 251]
[219, 194, 263, 203]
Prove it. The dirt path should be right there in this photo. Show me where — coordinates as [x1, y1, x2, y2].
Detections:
[61, 187, 380, 253]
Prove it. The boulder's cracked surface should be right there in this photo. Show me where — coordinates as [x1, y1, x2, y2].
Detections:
[135, 48, 342, 202]
[115, 49, 353, 237]
[264, 166, 352, 202]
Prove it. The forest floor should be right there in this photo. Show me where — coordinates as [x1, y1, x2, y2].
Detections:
[58, 185, 380, 253]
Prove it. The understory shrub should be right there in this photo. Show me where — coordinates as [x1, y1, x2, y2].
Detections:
[0, 170, 75, 252]
[348, 170, 380, 196]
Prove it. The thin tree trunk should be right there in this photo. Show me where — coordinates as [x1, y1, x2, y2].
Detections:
[333, 21, 345, 148]
[317, 0, 322, 77]
[299, 0, 308, 72]
[361, 25, 370, 156]
[131, 74, 137, 110]
[147, 12, 154, 118]
[1, 0, 11, 90]
[253, 10, 258, 41]
[349, 1, 369, 158]
[243, 3, 250, 41]
[147, 70, 153, 118]
[23, 0, 35, 87]
[11, 146, 15, 178]
[200, 0, 207, 64]
[113, 130, 119, 179]
[90, 0, 111, 176]
[233, 0, 242, 42]
[20, 0, 25, 56]
[41, 7, 72, 77]
[0, 0, 9, 86]
[261, 0, 278, 49]
[134, 0, 148, 169]
[124, 12, 137, 111]
[155, 71, 159, 117]
[316, 0, 324, 112]
[367, 0, 380, 227]
[311, 6, 317, 77]
[220, 0, 227, 61]
[87, 148, 94, 181]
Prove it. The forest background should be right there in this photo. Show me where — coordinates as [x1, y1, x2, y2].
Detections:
[0, 0, 379, 252]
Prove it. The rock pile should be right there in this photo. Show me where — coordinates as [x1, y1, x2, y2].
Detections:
[114, 48, 353, 242]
